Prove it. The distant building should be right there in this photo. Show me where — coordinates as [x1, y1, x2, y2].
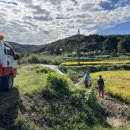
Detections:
[40, 51, 51, 55]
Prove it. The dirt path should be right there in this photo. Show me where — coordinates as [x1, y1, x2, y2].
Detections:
[76, 78, 130, 127]
[98, 94, 130, 127]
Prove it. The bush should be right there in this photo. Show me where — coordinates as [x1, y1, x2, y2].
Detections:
[41, 73, 104, 129]
[43, 73, 71, 98]
[18, 54, 63, 65]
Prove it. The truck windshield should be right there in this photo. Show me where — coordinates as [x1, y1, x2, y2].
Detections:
[4, 46, 14, 57]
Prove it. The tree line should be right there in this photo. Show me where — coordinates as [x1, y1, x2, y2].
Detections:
[35, 34, 130, 55]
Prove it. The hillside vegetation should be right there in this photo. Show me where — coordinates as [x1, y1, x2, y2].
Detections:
[7, 34, 130, 55]
[0, 65, 105, 130]
[7, 41, 39, 53]
[35, 34, 130, 54]
[63, 54, 130, 62]
[18, 54, 63, 65]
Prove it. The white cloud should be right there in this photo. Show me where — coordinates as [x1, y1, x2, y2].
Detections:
[0, 0, 130, 45]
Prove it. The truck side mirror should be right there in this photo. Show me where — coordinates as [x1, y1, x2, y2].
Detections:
[14, 54, 19, 60]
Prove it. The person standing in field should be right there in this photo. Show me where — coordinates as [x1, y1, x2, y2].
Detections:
[83, 71, 90, 88]
[97, 75, 105, 98]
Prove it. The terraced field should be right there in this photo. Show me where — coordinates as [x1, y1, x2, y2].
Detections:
[62, 60, 130, 66]
[91, 71, 130, 103]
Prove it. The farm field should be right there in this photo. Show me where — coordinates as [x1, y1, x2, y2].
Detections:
[62, 60, 130, 66]
[91, 71, 130, 103]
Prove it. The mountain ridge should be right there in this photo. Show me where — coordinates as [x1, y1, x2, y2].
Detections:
[7, 34, 130, 54]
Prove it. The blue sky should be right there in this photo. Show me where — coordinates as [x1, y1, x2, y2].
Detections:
[0, 0, 130, 44]
[98, 0, 130, 35]
[100, 0, 130, 11]
[98, 21, 130, 35]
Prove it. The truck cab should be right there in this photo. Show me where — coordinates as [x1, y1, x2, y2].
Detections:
[0, 35, 19, 90]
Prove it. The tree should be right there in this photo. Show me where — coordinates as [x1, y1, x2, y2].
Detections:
[102, 37, 117, 53]
[117, 40, 126, 53]
[55, 46, 61, 55]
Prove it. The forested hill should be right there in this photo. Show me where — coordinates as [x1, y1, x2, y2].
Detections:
[35, 34, 130, 54]
[6, 34, 130, 54]
[7, 41, 39, 53]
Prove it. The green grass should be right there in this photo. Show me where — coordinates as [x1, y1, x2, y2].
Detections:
[0, 88, 19, 129]
[0, 65, 130, 130]
[15, 65, 48, 95]
[0, 65, 54, 130]
[18, 54, 63, 65]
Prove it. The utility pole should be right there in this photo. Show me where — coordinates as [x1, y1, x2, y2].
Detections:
[77, 29, 80, 65]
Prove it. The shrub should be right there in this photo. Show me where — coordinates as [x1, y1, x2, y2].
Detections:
[43, 73, 73, 99]
[41, 73, 104, 129]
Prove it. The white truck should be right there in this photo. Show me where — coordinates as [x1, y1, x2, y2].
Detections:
[0, 35, 19, 90]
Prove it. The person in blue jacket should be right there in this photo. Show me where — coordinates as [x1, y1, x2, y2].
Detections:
[83, 71, 90, 88]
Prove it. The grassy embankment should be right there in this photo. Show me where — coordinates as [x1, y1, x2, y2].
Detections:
[0, 65, 106, 130]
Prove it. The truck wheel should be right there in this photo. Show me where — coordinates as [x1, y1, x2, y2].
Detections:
[5, 75, 13, 91]
[1, 75, 13, 91]
[7, 74, 13, 90]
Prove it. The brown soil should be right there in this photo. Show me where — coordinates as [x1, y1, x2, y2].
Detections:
[97, 94, 130, 127]
[75, 78, 130, 127]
